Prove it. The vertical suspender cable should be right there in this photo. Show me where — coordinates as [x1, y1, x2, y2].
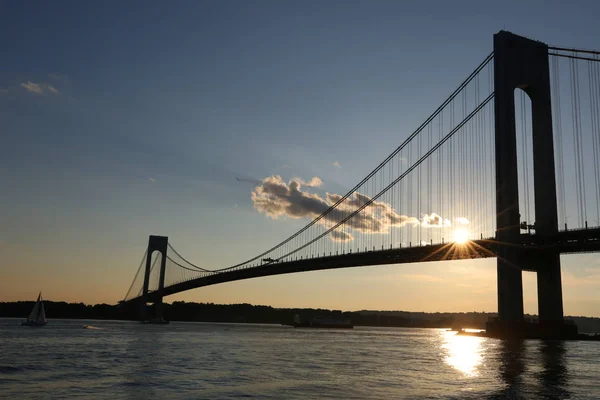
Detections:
[418, 128, 422, 245]
[428, 121, 432, 242]
[589, 57, 600, 225]
[570, 54, 587, 227]
[569, 56, 581, 227]
[521, 91, 531, 225]
[439, 110, 443, 243]
[552, 56, 567, 228]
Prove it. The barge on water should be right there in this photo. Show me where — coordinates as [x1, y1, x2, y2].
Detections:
[285, 314, 353, 329]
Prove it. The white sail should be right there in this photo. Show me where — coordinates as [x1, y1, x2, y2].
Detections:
[37, 295, 46, 323]
[28, 293, 41, 321]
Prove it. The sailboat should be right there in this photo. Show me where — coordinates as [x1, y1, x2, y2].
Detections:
[22, 292, 47, 326]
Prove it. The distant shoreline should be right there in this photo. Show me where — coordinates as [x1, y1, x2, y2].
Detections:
[2, 300, 600, 332]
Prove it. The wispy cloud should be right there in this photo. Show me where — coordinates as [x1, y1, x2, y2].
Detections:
[236, 176, 261, 185]
[0, 88, 8, 95]
[455, 217, 470, 225]
[333, 161, 341, 168]
[402, 274, 444, 282]
[363, 271, 446, 284]
[48, 73, 68, 82]
[563, 270, 600, 288]
[21, 81, 59, 95]
[148, 177, 156, 183]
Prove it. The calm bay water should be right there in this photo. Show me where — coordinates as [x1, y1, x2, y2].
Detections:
[1, 319, 599, 399]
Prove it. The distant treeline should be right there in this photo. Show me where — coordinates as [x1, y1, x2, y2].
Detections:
[2, 300, 599, 332]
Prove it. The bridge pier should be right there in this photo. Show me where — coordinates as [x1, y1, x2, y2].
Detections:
[154, 298, 165, 320]
[536, 253, 564, 323]
[497, 258, 524, 323]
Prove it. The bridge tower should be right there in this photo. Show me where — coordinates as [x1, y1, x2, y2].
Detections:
[494, 31, 564, 331]
[141, 235, 169, 321]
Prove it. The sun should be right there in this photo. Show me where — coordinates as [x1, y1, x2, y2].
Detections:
[453, 228, 470, 244]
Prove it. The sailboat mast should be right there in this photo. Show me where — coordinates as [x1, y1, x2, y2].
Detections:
[36, 293, 41, 321]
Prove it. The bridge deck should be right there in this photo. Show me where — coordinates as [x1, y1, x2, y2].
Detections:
[125, 228, 600, 304]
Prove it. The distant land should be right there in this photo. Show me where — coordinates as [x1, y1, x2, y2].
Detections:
[2, 300, 600, 333]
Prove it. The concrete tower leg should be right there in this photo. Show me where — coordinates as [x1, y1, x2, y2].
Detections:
[494, 31, 564, 329]
[141, 235, 169, 321]
[494, 31, 526, 325]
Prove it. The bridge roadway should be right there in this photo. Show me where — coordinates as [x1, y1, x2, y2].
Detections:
[127, 227, 600, 304]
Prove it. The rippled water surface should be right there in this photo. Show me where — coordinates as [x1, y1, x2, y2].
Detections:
[1, 319, 600, 399]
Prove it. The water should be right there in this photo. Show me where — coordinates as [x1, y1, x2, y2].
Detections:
[1, 319, 599, 399]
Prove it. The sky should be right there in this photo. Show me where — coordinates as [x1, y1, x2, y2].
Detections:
[2, 0, 600, 316]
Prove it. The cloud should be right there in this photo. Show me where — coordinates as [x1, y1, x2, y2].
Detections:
[402, 274, 444, 282]
[562, 269, 600, 288]
[455, 217, 470, 225]
[293, 176, 322, 188]
[0, 88, 8, 95]
[421, 213, 451, 228]
[236, 176, 261, 185]
[330, 230, 354, 242]
[148, 178, 156, 183]
[48, 73, 68, 82]
[333, 161, 341, 168]
[251, 175, 449, 242]
[20, 81, 59, 95]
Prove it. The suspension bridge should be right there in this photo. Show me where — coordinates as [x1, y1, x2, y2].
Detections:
[121, 31, 600, 337]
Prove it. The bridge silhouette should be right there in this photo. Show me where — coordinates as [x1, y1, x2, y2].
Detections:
[122, 32, 600, 337]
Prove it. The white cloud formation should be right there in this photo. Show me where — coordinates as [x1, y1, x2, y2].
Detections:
[455, 217, 470, 225]
[333, 161, 341, 168]
[293, 176, 322, 188]
[251, 175, 453, 242]
[420, 213, 451, 228]
[21, 81, 59, 94]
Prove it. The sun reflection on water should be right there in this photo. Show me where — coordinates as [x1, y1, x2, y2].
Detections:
[441, 331, 485, 377]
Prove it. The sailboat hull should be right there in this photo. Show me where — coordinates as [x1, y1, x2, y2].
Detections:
[21, 320, 47, 327]
[141, 319, 169, 324]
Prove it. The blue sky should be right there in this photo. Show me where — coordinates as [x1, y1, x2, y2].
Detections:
[2, 1, 600, 316]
